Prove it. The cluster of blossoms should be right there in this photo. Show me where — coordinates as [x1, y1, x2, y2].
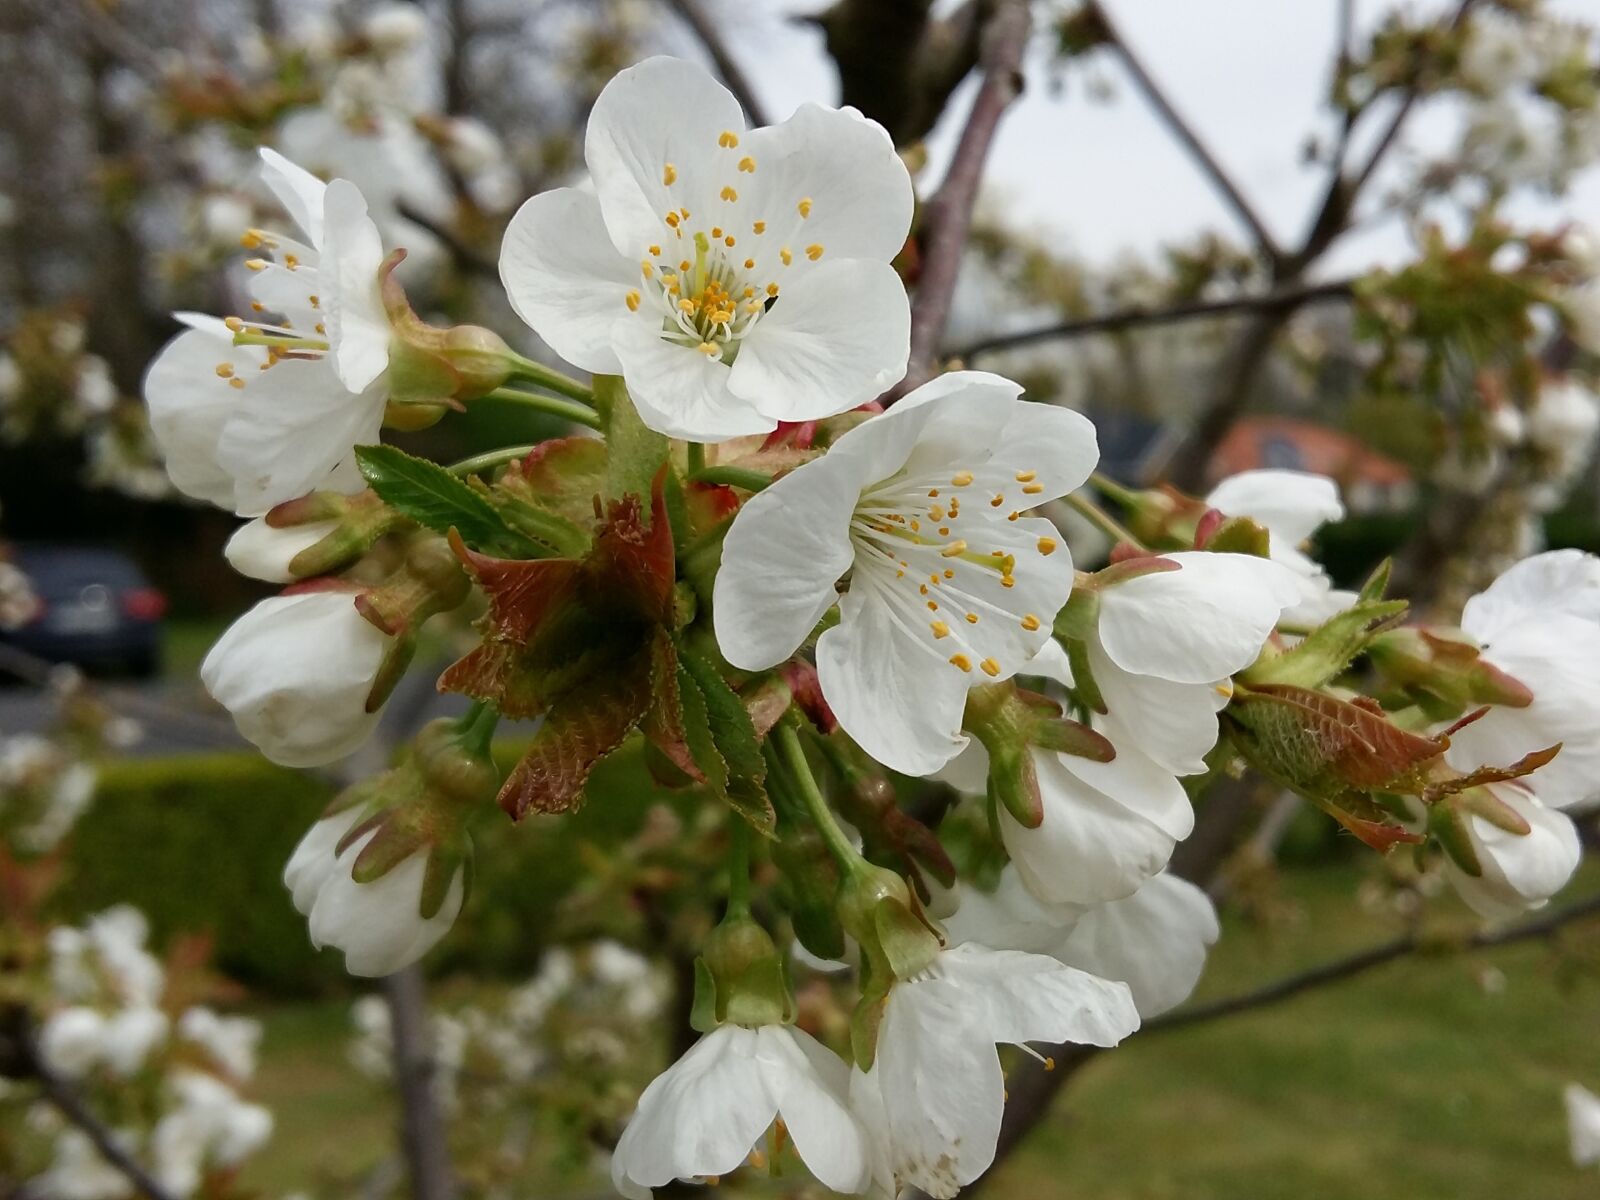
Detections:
[347, 943, 668, 1196]
[1, 907, 273, 1200]
[138, 56, 1600, 1198]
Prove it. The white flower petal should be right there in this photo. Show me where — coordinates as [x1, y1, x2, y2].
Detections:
[610, 319, 772, 442]
[935, 942, 1140, 1050]
[729, 258, 910, 422]
[500, 187, 636, 375]
[321, 179, 390, 393]
[224, 517, 342, 583]
[1091, 638, 1228, 776]
[761, 1026, 872, 1195]
[258, 148, 328, 247]
[1059, 734, 1194, 841]
[1097, 551, 1302, 684]
[306, 837, 465, 977]
[143, 318, 264, 509]
[584, 56, 744, 258]
[1565, 1083, 1600, 1167]
[1206, 469, 1343, 547]
[1461, 548, 1600, 640]
[1447, 785, 1580, 920]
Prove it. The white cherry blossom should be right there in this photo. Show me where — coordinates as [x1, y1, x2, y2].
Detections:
[609, 1023, 871, 1198]
[1567, 1083, 1600, 1168]
[1431, 783, 1580, 921]
[500, 56, 913, 441]
[1446, 550, 1600, 810]
[283, 808, 465, 977]
[850, 941, 1138, 1198]
[201, 591, 392, 768]
[144, 149, 390, 515]
[1206, 469, 1355, 624]
[715, 372, 1097, 776]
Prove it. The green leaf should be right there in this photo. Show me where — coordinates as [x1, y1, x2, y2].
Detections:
[678, 647, 774, 834]
[355, 444, 535, 555]
[593, 375, 668, 508]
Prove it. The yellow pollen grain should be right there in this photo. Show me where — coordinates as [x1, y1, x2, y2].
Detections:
[680, 207, 691, 219]
[224, 316, 244, 331]
[927, 600, 939, 611]
[666, 212, 680, 228]
[227, 377, 245, 390]
[626, 290, 641, 311]
[991, 494, 1005, 507]
[1022, 483, 1044, 495]
[649, 244, 661, 256]
[744, 258, 756, 270]
[239, 230, 263, 249]
[766, 282, 780, 296]
[939, 526, 951, 536]
[1021, 614, 1041, 631]
[980, 658, 1001, 677]
[721, 186, 739, 202]
[928, 489, 941, 498]
[943, 569, 953, 579]
[930, 621, 950, 639]
[679, 298, 696, 314]
[214, 362, 234, 378]
[1015, 469, 1036, 483]
[965, 613, 979, 625]
[930, 505, 946, 520]
[940, 540, 968, 558]
[780, 248, 793, 266]
[909, 519, 921, 531]
[314, 322, 326, 334]
[641, 260, 654, 278]
[663, 163, 678, 185]
[1037, 536, 1058, 556]
[950, 654, 972, 672]
[806, 244, 824, 260]
[753, 220, 767, 234]
[928, 573, 940, 585]
[719, 130, 739, 148]
[712, 226, 724, 239]
[308, 294, 320, 308]
[1007, 511, 1020, 522]
[725, 236, 736, 247]
[283, 253, 299, 269]
[798, 197, 813, 217]
[919, 584, 929, 595]
[739, 156, 756, 172]
[244, 258, 267, 272]
[952, 471, 974, 486]
[1001, 575, 1016, 589]
[249, 301, 265, 313]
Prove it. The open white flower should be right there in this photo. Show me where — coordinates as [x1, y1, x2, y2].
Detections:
[1446, 550, 1600, 810]
[1206, 469, 1355, 624]
[850, 941, 1138, 1199]
[1566, 1083, 1600, 1168]
[1087, 551, 1303, 776]
[177, 1008, 263, 1082]
[38, 1007, 108, 1080]
[501, 56, 913, 441]
[144, 149, 390, 515]
[284, 808, 465, 977]
[610, 1022, 870, 1198]
[101, 1007, 169, 1077]
[201, 591, 392, 767]
[715, 372, 1097, 775]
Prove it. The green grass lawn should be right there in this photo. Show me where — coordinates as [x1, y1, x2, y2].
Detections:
[236, 860, 1600, 1200]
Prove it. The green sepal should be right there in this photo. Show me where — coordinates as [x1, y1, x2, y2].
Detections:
[1429, 803, 1484, 878]
[689, 957, 721, 1035]
[851, 978, 891, 1072]
[1064, 636, 1107, 714]
[1241, 598, 1409, 690]
[1201, 514, 1272, 558]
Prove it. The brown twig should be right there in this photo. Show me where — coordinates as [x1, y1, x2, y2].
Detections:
[1088, 0, 1285, 269]
[663, 0, 773, 127]
[950, 278, 1356, 360]
[887, 0, 1032, 402]
[385, 966, 459, 1200]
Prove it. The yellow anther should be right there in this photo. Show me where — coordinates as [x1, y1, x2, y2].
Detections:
[943, 569, 953, 579]
[1007, 511, 1020, 522]
[649, 244, 661, 256]
[698, 342, 718, 355]
[980, 658, 1001, 677]
[780, 248, 793, 266]
[744, 258, 756, 270]
[224, 316, 245, 331]
[798, 197, 813, 217]
[928, 488, 940, 498]
[929, 504, 945, 520]
[679, 298, 697, 314]
[725, 235, 736, 247]
[940, 540, 968, 558]
[641, 260, 655, 278]
[626, 290, 641, 311]
[663, 163, 678, 185]
[965, 613, 979, 625]
[950, 654, 973, 672]
[1001, 576, 1016, 589]
[1020, 614, 1041, 631]
[244, 258, 267, 272]
[919, 584, 929, 595]
[681, 207, 691, 218]
[308, 295, 320, 309]
[283, 253, 299, 269]
[806, 243, 824, 260]
[712, 226, 723, 238]
[1045, 1056, 1056, 1071]
[666, 212, 680, 228]
[1037, 536, 1058, 556]
[927, 600, 939, 611]
[753, 220, 767, 234]
[909, 519, 921, 532]
[719, 130, 739, 148]
[766, 282, 779, 296]
[1022, 483, 1044, 495]
[991, 494, 1005, 507]
[1015, 469, 1037, 483]
[249, 301, 265, 313]
[951, 471, 974, 486]
[214, 362, 234, 378]
[314, 322, 326, 335]
[938, 526, 951, 536]
[239, 230, 263, 249]
[721, 186, 739, 201]
[227, 377, 245, 390]
[930, 621, 950, 639]
[738, 156, 756, 173]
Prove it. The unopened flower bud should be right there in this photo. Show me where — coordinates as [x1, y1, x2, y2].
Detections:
[1368, 625, 1534, 720]
[379, 251, 515, 416]
[692, 916, 792, 1031]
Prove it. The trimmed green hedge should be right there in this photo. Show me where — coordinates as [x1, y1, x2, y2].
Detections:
[55, 743, 668, 996]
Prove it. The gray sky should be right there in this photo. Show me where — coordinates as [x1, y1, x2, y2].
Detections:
[704, 0, 1600, 278]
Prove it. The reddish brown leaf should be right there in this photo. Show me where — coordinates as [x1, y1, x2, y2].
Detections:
[505, 436, 610, 526]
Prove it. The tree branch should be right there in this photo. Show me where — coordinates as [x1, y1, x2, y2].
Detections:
[950, 278, 1356, 360]
[1089, 0, 1284, 268]
[663, 0, 773, 127]
[887, 0, 1032, 402]
[386, 966, 459, 1200]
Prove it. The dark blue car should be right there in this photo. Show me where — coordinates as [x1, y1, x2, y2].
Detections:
[1, 546, 166, 678]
